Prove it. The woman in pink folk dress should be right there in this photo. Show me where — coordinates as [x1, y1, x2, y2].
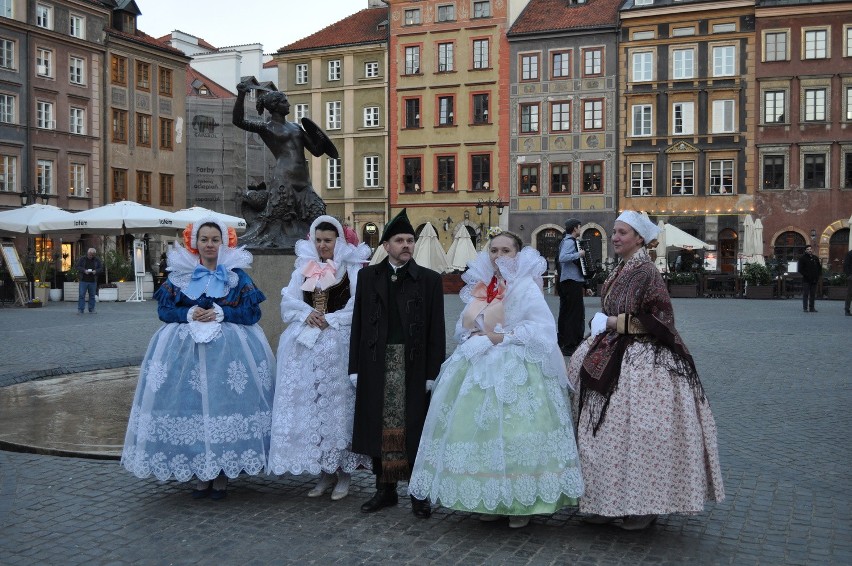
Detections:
[566, 211, 724, 530]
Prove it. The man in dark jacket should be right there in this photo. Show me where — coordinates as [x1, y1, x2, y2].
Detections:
[349, 209, 446, 519]
[74, 248, 103, 314]
[797, 245, 822, 313]
[843, 249, 852, 316]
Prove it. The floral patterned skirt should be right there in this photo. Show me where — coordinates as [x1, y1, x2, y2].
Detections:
[567, 338, 725, 516]
[121, 322, 275, 482]
[409, 344, 583, 516]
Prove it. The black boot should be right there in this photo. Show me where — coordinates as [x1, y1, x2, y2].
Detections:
[360, 482, 398, 513]
[410, 495, 431, 519]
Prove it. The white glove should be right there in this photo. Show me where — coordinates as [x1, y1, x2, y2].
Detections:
[426, 380, 435, 393]
[349, 373, 358, 388]
[591, 312, 609, 337]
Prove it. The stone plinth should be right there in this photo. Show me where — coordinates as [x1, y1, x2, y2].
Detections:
[249, 249, 297, 348]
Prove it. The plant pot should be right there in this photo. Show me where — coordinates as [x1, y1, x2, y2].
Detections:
[98, 287, 118, 302]
[745, 284, 774, 299]
[63, 282, 79, 302]
[669, 284, 698, 298]
[33, 286, 50, 304]
[116, 281, 136, 301]
[825, 286, 847, 300]
[48, 288, 62, 302]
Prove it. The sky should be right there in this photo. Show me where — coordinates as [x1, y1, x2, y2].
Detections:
[137, 0, 371, 54]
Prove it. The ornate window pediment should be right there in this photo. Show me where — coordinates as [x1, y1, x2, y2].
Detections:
[665, 141, 699, 154]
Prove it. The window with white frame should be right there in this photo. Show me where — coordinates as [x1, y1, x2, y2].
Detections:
[69, 14, 85, 39]
[764, 90, 786, 123]
[326, 101, 341, 130]
[438, 43, 454, 72]
[437, 4, 455, 22]
[36, 4, 52, 29]
[404, 8, 421, 25]
[438, 96, 454, 125]
[0, 154, 16, 192]
[327, 158, 341, 189]
[365, 61, 379, 78]
[473, 1, 491, 18]
[328, 60, 341, 81]
[551, 51, 570, 78]
[364, 156, 380, 187]
[36, 159, 54, 194]
[1, 38, 14, 70]
[295, 103, 309, 121]
[70, 163, 86, 196]
[672, 27, 695, 37]
[631, 162, 653, 196]
[632, 51, 653, 82]
[709, 159, 734, 194]
[404, 46, 420, 74]
[672, 48, 694, 79]
[36, 100, 54, 129]
[551, 102, 570, 131]
[295, 63, 308, 85]
[0, 0, 11, 18]
[584, 48, 602, 76]
[0, 93, 14, 124]
[803, 153, 826, 188]
[712, 45, 735, 77]
[69, 56, 85, 85]
[633, 31, 654, 41]
[632, 104, 653, 136]
[363, 106, 380, 127]
[712, 99, 735, 133]
[712, 23, 736, 34]
[69, 107, 85, 134]
[36, 48, 52, 77]
[804, 29, 828, 59]
[847, 86, 852, 121]
[520, 104, 539, 133]
[672, 101, 694, 135]
[804, 88, 826, 121]
[521, 54, 539, 80]
[583, 99, 603, 130]
[764, 31, 788, 61]
[671, 161, 694, 195]
[847, 26, 852, 57]
[473, 39, 489, 69]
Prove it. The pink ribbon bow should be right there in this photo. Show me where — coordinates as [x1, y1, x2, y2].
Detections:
[301, 260, 337, 291]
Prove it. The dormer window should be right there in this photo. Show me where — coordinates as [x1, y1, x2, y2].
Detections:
[122, 13, 136, 33]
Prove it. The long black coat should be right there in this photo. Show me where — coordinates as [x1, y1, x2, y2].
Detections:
[349, 258, 446, 462]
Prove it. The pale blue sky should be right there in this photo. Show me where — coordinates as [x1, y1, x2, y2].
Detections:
[138, 0, 370, 54]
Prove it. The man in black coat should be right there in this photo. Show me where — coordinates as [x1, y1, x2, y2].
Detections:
[797, 245, 822, 313]
[349, 209, 446, 518]
[843, 249, 852, 316]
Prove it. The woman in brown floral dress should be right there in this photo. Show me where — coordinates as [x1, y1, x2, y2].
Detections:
[566, 211, 724, 530]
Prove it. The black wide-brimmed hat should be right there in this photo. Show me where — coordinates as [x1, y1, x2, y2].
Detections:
[380, 208, 415, 243]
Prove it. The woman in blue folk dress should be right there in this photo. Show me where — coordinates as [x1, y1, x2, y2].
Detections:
[409, 231, 583, 528]
[121, 217, 275, 500]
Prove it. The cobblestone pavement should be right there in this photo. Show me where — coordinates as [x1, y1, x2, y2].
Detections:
[0, 296, 850, 565]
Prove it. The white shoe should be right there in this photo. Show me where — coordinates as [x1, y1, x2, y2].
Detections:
[330, 471, 350, 501]
[508, 516, 531, 529]
[307, 472, 336, 497]
[478, 514, 505, 522]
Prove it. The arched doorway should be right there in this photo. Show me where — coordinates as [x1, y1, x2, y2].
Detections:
[773, 231, 806, 266]
[536, 228, 563, 271]
[719, 228, 737, 273]
[828, 228, 849, 273]
[362, 223, 379, 250]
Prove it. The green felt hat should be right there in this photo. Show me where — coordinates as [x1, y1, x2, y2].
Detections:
[380, 208, 415, 243]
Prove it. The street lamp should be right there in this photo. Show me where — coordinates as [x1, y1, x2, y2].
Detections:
[475, 198, 505, 247]
[19, 187, 49, 300]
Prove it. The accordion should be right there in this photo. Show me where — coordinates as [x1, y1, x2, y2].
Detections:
[575, 239, 592, 278]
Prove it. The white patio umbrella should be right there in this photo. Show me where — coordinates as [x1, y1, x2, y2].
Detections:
[654, 219, 667, 272]
[742, 215, 756, 258]
[445, 226, 478, 272]
[0, 204, 74, 235]
[172, 206, 247, 232]
[368, 244, 387, 266]
[413, 222, 450, 273]
[38, 201, 180, 235]
[752, 219, 766, 265]
[661, 223, 712, 250]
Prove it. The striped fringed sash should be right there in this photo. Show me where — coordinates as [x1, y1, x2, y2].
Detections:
[380, 344, 409, 483]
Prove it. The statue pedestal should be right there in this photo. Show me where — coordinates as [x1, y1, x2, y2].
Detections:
[250, 249, 297, 349]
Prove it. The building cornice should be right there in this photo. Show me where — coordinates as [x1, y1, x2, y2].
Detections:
[621, 0, 753, 19]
